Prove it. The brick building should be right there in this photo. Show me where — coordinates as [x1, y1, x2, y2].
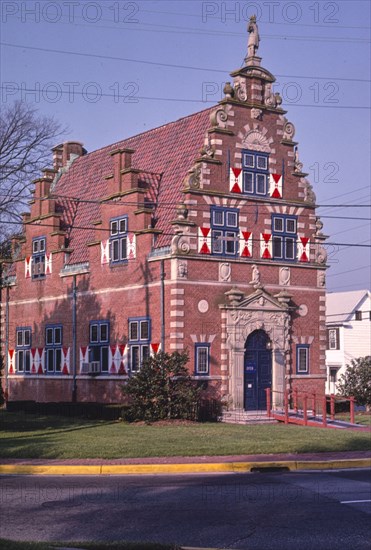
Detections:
[2, 18, 328, 411]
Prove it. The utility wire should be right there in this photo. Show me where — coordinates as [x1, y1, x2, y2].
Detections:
[1, 42, 370, 83]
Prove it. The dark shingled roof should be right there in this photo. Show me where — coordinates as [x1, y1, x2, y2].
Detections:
[55, 106, 214, 264]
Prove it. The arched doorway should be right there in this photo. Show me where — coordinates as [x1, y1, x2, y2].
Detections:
[244, 330, 272, 410]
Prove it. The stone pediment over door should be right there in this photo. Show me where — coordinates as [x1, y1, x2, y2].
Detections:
[223, 287, 291, 353]
[221, 287, 292, 410]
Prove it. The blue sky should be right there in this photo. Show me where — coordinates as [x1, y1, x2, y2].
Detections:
[1, 0, 370, 292]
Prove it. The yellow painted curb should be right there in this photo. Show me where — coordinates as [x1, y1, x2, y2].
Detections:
[0, 458, 369, 476]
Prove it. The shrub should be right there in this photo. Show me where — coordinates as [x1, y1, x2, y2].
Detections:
[337, 356, 371, 409]
[121, 351, 202, 422]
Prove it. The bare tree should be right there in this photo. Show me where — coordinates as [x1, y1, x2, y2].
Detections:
[0, 101, 66, 236]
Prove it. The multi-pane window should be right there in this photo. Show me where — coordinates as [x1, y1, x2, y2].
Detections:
[32, 237, 46, 279]
[242, 150, 269, 196]
[45, 325, 63, 373]
[89, 321, 110, 373]
[296, 345, 309, 374]
[211, 207, 239, 256]
[195, 344, 210, 375]
[129, 318, 151, 373]
[16, 327, 31, 373]
[272, 215, 297, 260]
[110, 217, 128, 263]
[327, 328, 340, 350]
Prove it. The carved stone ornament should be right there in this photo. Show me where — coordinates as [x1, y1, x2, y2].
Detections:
[316, 245, 327, 265]
[219, 262, 231, 282]
[303, 178, 316, 204]
[279, 266, 290, 286]
[210, 107, 228, 129]
[247, 15, 260, 58]
[243, 130, 270, 153]
[249, 264, 262, 289]
[251, 108, 262, 120]
[199, 135, 215, 158]
[235, 80, 248, 102]
[317, 271, 326, 287]
[315, 217, 324, 236]
[283, 119, 296, 141]
[176, 202, 188, 221]
[171, 232, 190, 255]
[294, 147, 304, 173]
[223, 82, 234, 99]
[178, 260, 188, 279]
[183, 163, 201, 189]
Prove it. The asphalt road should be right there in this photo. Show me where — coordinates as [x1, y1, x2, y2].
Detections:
[1, 469, 371, 549]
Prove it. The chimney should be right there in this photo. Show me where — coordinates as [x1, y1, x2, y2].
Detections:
[52, 141, 85, 171]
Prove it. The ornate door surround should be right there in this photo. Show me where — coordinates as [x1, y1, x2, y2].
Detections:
[220, 287, 291, 411]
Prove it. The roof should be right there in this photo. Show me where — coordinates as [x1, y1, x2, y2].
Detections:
[55, 107, 214, 264]
[326, 290, 370, 324]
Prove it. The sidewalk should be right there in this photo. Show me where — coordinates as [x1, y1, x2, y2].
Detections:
[0, 450, 370, 475]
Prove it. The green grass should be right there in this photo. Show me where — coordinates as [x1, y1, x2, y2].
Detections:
[0, 410, 370, 459]
[336, 413, 371, 426]
[0, 540, 179, 550]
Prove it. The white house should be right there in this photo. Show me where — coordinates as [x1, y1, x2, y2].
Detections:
[326, 290, 371, 394]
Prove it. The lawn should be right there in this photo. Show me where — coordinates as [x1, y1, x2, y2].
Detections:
[0, 410, 370, 459]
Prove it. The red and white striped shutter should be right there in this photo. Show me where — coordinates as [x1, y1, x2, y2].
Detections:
[62, 347, 70, 374]
[260, 233, 272, 259]
[297, 237, 310, 262]
[127, 234, 136, 259]
[229, 168, 242, 193]
[150, 343, 161, 355]
[269, 174, 283, 199]
[38, 348, 44, 374]
[110, 345, 117, 374]
[101, 240, 110, 265]
[118, 344, 128, 374]
[80, 346, 89, 373]
[25, 257, 32, 278]
[239, 230, 252, 257]
[198, 227, 211, 254]
[45, 253, 52, 274]
[8, 350, 15, 374]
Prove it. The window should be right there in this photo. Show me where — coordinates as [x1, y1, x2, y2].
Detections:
[89, 321, 110, 372]
[211, 207, 239, 257]
[110, 216, 128, 264]
[296, 345, 309, 374]
[45, 325, 63, 373]
[242, 150, 269, 196]
[355, 310, 362, 321]
[16, 327, 31, 373]
[272, 215, 297, 261]
[195, 344, 210, 375]
[327, 328, 340, 350]
[129, 317, 151, 373]
[32, 237, 46, 279]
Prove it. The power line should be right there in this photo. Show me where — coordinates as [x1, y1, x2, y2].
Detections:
[1, 42, 370, 83]
[327, 265, 371, 277]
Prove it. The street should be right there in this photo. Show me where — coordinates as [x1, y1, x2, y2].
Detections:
[1, 469, 371, 549]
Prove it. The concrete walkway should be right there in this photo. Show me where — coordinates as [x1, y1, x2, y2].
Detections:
[0, 450, 370, 475]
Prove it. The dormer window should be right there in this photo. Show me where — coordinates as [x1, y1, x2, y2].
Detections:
[110, 216, 128, 264]
[32, 237, 46, 279]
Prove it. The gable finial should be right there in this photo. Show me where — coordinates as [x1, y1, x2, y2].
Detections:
[247, 15, 260, 58]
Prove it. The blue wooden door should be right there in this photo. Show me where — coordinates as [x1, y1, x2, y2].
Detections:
[244, 330, 272, 410]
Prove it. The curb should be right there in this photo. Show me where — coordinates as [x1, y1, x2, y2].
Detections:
[0, 458, 370, 475]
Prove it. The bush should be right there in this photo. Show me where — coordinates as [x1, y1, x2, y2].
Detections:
[337, 356, 371, 409]
[121, 351, 202, 422]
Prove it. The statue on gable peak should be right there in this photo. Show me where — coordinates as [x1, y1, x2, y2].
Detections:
[247, 15, 260, 57]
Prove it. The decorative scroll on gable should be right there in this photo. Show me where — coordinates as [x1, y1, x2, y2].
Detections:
[198, 227, 211, 254]
[240, 230, 252, 257]
[230, 168, 242, 193]
[297, 237, 310, 262]
[260, 233, 272, 259]
[269, 173, 283, 199]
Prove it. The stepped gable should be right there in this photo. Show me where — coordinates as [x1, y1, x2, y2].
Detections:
[55, 107, 214, 264]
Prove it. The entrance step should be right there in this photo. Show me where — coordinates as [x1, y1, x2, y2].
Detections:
[220, 410, 278, 425]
